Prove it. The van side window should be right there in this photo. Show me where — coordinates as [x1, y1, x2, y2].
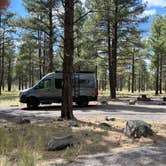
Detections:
[73, 78, 90, 87]
[55, 79, 63, 89]
[79, 79, 89, 85]
[38, 79, 51, 89]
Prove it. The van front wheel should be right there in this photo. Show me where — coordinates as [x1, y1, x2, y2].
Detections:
[27, 97, 39, 110]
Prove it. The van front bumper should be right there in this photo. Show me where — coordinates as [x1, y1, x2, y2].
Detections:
[19, 95, 28, 103]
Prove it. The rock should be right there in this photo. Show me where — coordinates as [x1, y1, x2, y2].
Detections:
[47, 135, 74, 151]
[124, 120, 154, 138]
[105, 116, 116, 121]
[99, 122, 112, 129]
[101, 101, 108, 105]
[129, 99, 136, 105]
[15, 117, 31, 124]
[0, 119, 7, 123]
[57, 117, 64, 121]
[68, 120, 79, 127]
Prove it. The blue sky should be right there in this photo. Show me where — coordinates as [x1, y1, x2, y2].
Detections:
[9, 0, 26, 16]
[140, 0, 166, 36]
[8, 0, 166, 36]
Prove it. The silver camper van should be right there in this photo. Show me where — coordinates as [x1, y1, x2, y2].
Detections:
[19, 71, 98, 109]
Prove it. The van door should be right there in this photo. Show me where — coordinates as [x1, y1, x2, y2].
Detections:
[34, 78, 55, 103]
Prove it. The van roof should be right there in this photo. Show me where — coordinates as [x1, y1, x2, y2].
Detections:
[55, 71, 95, 74]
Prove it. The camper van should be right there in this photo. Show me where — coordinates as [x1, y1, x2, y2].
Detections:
[19, 71, 98, 109]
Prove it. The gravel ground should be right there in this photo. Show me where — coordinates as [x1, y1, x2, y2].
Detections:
[0, 101, 166, 166]
[0, 101, 166, 122]
[69, 142, 166, 166]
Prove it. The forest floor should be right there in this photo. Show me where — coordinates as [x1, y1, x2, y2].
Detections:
[0, 92, 166, 165]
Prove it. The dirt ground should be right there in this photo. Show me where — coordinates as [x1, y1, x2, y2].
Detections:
[0, 100, 166, 165]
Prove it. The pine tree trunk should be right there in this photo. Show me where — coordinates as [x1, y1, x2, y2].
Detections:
[110, 4, 118, 99]
[128, 75, 130, 92]
[159, 54, 162, 94]
[43, 32, 47, 75]
[138, 71, 141, 93]
[155, 54, 159, 95]
[61, 0, 75, 120]
[48, 2, 54, 72]
[38, 30, 42, 79]
[107, 19, 112, 97]
[7, 58, 12, 91]
[131, 50, 135, 93]
[0, 30, 5, 94]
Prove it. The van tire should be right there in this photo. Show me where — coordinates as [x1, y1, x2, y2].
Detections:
[76, 97, 89, 107]
[27, 97, 39, 110]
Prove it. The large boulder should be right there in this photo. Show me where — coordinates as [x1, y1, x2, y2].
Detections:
[47, 135, 74, 151]
[124, 120, 154, 138]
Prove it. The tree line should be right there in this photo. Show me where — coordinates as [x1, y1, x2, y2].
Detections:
[0, 0, 166, 118]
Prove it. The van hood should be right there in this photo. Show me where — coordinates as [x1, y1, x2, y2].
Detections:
[21, 88, 32, 93]
[19, 88, 33, 96]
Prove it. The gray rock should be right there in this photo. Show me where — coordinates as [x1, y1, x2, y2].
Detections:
[124, 120, 154, 138]
[0, 119, 8, 123]
[47, 135, 74, 151]
[129, 99, 136, 105]
[15, 117, 31, 124]
[57, 117, 64, 121]
[105, 116, 116, 121]
[68, 120, 79, 127]
[101, 101, 108, 105]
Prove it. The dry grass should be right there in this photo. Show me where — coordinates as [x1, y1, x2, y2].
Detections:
[0, 117, 165, 165]
[0, 89, 165, 107]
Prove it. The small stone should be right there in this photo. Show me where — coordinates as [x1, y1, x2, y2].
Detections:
[129, 99, 136, 105]
[68, 120, 79, 127]
[57, 117, 64, 121]
[105, 116, 116, 121]
[15, 117, 31, 124]
[101, 101, 108, 105]
[47, 135, 74, 151]
[0, 119, 7, 123]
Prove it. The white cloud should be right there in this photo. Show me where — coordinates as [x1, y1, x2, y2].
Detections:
[142, 9, 157, 16]
[81, 0, 86, 3]
[142, 0, 166, 7]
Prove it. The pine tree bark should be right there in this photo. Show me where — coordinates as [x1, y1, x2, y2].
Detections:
[61, 0, 75, 120]
[48, 0, 54, 72]
[131, 50, 135, 93]
[110, 3, 118, 99]
[7, 58, 12, 91]
[155, 54, 159, 95]
[107, 19, 112, 97]
[38, 30, 42, 79]
[159, 54, 162, 94]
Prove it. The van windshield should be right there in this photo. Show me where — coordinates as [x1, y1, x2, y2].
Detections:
[35, 79, 51, 89]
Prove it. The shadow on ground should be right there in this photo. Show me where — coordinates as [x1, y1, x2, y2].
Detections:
[21, 103, 166, 113]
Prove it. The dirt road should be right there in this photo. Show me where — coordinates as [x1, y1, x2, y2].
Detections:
[0, 101, 166, 122]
